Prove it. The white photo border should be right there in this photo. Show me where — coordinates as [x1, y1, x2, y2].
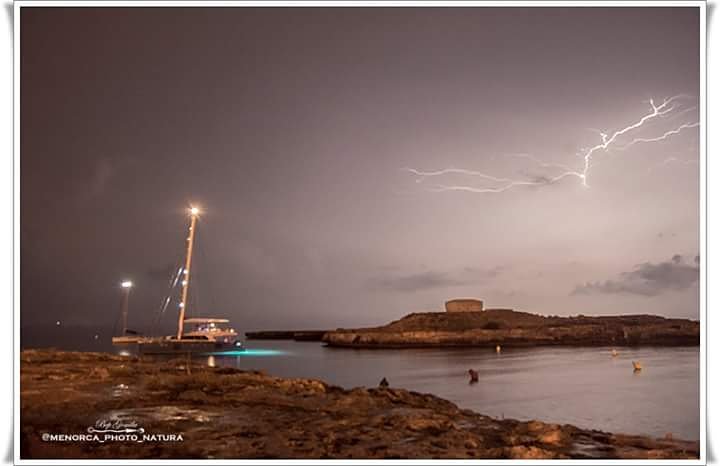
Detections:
[11, 1, 708, 464]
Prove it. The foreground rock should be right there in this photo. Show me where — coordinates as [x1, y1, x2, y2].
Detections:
[323, 310, 699, 348]
[20, 350, 698, 459]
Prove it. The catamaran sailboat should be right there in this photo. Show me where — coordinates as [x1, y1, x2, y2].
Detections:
[112, 205, 244, 354]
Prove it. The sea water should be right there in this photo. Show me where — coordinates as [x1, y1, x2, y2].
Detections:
[211, 342, 700, 440]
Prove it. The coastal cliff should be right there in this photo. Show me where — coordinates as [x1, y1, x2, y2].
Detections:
[20, 350, 698, 459]
[322, 309, 699, 348]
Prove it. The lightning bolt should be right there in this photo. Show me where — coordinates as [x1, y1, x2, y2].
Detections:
[404, 162, 585, 194]
[430, 171, 584, 194]
[647, 156, 699, 173]
[405, 95, 698, 195]
[577, 95, 688, 186]
[616, 122, 699, 150]
[664, 105, 698, 120]
[403, 168, 512, 184]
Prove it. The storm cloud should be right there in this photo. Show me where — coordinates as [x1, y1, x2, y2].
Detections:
[572, 255, 699, 297]
[19, 7, 700, 331]
[369, 267, 505, 293]
[368, 271, 467, 292]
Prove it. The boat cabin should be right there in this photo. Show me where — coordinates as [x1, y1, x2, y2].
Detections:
[182, 318, 238, 343]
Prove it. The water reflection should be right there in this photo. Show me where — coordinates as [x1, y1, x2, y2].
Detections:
[208, 342, 699, 440]
[111, 341, 698, 440]
[209, 348, 287, 357]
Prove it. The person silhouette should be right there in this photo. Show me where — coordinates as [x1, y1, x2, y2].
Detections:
[468, 369, 479, 384]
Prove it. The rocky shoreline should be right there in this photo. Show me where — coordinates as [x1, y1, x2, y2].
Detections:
[322, 310, 700, 348]
[20, 350, 699, 459]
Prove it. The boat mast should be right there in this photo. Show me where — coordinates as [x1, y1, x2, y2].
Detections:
[177, 206, 199, 339]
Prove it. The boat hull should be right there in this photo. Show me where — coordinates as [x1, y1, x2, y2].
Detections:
[136, 339, 243, 355]
[111, 335, 145, 345]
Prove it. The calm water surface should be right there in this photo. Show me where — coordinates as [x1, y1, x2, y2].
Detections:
[207, 342, 699, 440]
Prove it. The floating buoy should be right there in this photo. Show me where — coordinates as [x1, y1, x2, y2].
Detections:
[632, 361, 642, 372]
[495, 344, 501, 353]
[611, 349, 618, 357]
[379, 377, 389, 388]
[468, 369, 479, 383]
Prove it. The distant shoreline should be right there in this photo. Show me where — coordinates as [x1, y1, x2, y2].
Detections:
[274, 310, 700, 349]
[243, 310, 700, 349]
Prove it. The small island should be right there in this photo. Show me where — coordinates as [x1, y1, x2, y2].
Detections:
[322, 299, 699, 349]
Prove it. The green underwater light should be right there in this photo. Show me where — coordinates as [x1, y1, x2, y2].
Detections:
[207, 348, 287, 357]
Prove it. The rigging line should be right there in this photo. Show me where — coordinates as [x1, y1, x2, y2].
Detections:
[188, 216, 202, 319]
[151, 217, 194, 334]
[164, 266, 184, 312]
[193, 220, 214, 316]
[194, 222, 218, 315]
[186, 220, 198, 319]
[201, 221, 221, 313]
[151, 264, 184, 335]
[189, 288, 198, 319]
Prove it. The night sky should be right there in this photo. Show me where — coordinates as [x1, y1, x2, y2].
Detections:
[21, 7, 700, 337]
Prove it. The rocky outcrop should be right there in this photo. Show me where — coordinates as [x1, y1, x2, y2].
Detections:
[20, 350, 698, 459]
[322, 310, 699, 348]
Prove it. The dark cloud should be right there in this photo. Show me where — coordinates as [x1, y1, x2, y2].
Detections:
[516, 170, 555, 185]
[571, 255, 699, 297]
[486, 288, 522, 299]
[527, 174, 553, 185]
[463, 265, 505, 278]
[369, 266, 505, 293]
[368, 271, 467, 292]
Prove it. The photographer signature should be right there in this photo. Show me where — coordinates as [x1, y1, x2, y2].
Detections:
[87, 418, 145, 434]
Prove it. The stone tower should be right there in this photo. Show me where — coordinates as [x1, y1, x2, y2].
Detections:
[445, 298, 484, 313]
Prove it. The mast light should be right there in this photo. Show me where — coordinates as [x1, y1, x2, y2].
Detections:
[121, 281, 133, 288]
